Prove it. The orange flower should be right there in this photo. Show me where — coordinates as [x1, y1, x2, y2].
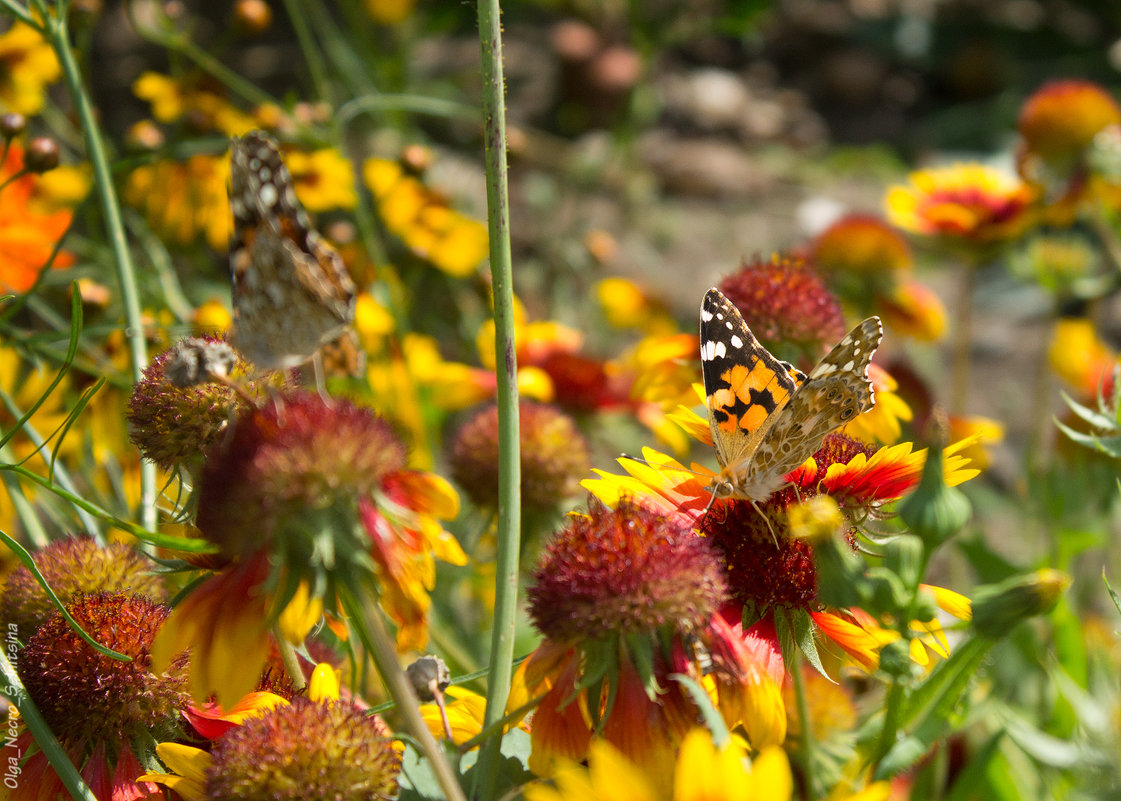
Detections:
[1048, 317, 1115, 396]
[811, 214, 913, 275]
[1018, 80, 1121, 169]
[0, 141, 75, 291]
[886, 163, 1035, 247]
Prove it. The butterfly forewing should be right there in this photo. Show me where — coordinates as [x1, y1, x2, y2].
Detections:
[700, 288, 800, 468]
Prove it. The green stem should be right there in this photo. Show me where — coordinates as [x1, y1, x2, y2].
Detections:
[474, 0, 520, 798]
[0, 649, 98, 801]
[790, 652, 818, 801]
[342, 589, 467, 801]
[273, 626, 307, 693]
[872, 549, 933, 765]
[280, 0, 332, 105]
[47, 13, 157, 531]
[948, 262, 975, 418]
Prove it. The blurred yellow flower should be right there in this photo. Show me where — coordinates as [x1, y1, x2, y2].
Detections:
[126, 154, 231, 250]
[0, 22, 60, 115]
[366, 0, 416, 24]
[947, 414, 1004, 471]
[596, 277, 676, 335]
[525, 729, 794, 801]
[363, 157, 488, 277]
[193, 298, 233, 336]
[1048, 317, 1114, 396]
[1018, 80, 1121, 169]
[283, 147, 357, 212]
[877, 278, 947, 341]
[133, 71, 259, 136]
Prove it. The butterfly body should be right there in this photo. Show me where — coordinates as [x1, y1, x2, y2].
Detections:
[228, 131, 357, 371]
[700, 288, 882, 503]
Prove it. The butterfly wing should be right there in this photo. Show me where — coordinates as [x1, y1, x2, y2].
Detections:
[739, 316, 883, 495]
[228, 131, 356, 370]
[700, 288, 802, 470]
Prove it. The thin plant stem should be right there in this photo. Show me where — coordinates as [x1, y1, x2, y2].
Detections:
[948, 262, 975, 417]
[46, 12, 157, 531]
[342, 589, 467, 801]
[474, 0, 521, 797]
[273, 626, 307, 693]
[790, 652, 819, 801]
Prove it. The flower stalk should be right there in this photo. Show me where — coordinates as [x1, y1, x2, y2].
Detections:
[44, 10, 157, 530]
[475, 0, 521, 797]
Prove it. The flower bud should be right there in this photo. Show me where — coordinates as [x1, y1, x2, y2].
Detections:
[899, 428, 971, 548]
[971, 569, 1069, 639]
[24, 137, 60, 173]
[878, 639, 913, 677]
[0, 112, 25, 139]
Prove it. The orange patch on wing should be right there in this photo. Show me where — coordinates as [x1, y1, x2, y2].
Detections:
[745, 361, 777, 393]
[739, 403, 769, 433]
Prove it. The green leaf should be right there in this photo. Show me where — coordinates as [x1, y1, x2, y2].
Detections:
[670, 673, 731, 747]
[792, 607, 829, 679]
[1105, 570, 1121, 618]
[1060, 391, 1116, 431]
[896, 637, 992, 735]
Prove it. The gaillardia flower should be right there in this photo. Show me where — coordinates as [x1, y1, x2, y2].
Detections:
[1018, 80, 1121, 177]
[886, 163, 1035, 248]
[126, 337, 260, 474]
[13, 592, 189, 801]
[585, 413, 978, 671]
[154, 392, 464, 704]
[525, 727, 795, 801]
[0, 537, 165, 634]
[513, 501, 786, 782]
[717, 255, 845, 358]
[142, 663, 402, 801]
[449, 400, 590, 514]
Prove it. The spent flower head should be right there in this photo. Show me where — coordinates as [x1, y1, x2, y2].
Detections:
[127, 337, 259, 473]
[449, 401, 589, 514]
[0, 537, 165, 634]
[717, 254, 846, 358]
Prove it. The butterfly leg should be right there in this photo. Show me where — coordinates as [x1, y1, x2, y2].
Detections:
[750, 499, 780, 548]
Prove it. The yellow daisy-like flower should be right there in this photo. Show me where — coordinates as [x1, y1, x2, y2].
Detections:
[125, 153, 232, 250]
[525, 728, 794, 801]
[0, 22, 60, 115]
[283, 147, 357, 212]
[363, 156, 489, 277]
[841, 365, 913, 445]
[886, 163, 1035, 247]
[133, 71, 259, 136]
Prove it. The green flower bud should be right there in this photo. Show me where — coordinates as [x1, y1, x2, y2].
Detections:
[971, 569, 1070, 639]
[899, 438, 971, 549]
[878, 639, 913, 678]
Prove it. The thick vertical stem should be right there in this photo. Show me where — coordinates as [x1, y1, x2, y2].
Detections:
[475, 0, 521, 797]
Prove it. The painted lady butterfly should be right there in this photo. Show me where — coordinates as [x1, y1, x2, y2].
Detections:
[701, 287, 882, 504]
[228, 131, 357, 371]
